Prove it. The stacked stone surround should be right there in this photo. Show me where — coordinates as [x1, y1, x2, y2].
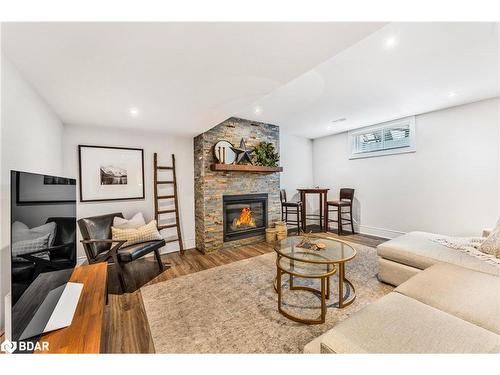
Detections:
[194, 117, 280, 253]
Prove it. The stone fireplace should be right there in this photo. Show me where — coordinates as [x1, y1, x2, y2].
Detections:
[194, 117, 280, 253]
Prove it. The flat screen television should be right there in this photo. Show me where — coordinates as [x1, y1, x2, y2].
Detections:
[10, 170, 77, 352]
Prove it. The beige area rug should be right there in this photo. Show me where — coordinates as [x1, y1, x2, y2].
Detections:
[141, 242, 393, 353]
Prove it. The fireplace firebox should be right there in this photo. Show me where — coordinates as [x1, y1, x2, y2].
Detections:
[223, 193, 268, 242]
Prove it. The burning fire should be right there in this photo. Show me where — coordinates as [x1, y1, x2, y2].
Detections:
[234, 207, 256, 228]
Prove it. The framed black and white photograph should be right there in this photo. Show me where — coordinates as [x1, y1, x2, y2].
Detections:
[78, 145, 145, 202]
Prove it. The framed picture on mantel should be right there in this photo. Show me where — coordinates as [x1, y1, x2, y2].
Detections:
[78, 145, 145, 202]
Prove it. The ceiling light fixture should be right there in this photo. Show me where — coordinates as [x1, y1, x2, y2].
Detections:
[448, 91, 457, 98]
[384, 36, 398, 49]
[128, 107, 139, 117]
[254, 105, 263, 115]
[331, 117, 346, 123]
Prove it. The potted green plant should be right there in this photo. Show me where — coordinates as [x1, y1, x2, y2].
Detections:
[253, 141, 280, 167]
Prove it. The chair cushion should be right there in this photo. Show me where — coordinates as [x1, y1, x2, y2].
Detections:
[377, 231, 500, 276]
[112, 220, 162, 247]
[319, 292, 500, 353]
[327, 200, 350, 206]
[395, 263, 500, 334]
[113, 212, 146, 229]
[117, 239, 166, 262]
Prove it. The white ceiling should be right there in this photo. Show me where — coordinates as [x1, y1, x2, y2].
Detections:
[2, 22, 498, 139]
[237, 22, 500, 138]
[1, 22, 385, 136]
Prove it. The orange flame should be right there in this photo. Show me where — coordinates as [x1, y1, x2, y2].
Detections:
[235, 207, 256, 227]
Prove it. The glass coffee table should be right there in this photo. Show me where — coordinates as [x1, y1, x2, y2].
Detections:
[273, 235, 356, 324]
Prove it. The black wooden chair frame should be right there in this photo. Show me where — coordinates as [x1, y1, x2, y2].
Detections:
[280, 189, 302, 234]
[326, 189, 355, 235]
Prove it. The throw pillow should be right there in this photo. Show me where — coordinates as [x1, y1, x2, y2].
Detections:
[12, 233, 51, 258]
[113, 212, 146, 229]
[111, 220, 162, 247]
[12, 221, 56, 247]
[480, 218, 500, 258]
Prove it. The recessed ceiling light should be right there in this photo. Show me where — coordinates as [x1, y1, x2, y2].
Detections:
[384, 36, 398, 49]
[332, 117, 346, 123]
[128, 107, 139, 117]
[448, 91, 457, 98]
[254, 105, 263, 115]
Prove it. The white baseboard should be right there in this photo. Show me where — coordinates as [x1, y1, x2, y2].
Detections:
[159, 238, 196, 255]
[356, 224, 405, 239]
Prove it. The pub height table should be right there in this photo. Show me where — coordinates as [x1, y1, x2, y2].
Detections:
[297, 188, 329, 232]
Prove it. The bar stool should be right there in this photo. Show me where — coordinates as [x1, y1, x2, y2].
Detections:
[326, 188, 355, 235]
[280, 189, 302, 234]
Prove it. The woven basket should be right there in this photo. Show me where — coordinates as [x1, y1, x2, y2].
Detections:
[275, 221, 288, 240]
[265, 227, 278, 243]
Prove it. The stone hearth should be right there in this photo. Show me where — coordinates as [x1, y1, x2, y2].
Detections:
[194, 117, 280, 253]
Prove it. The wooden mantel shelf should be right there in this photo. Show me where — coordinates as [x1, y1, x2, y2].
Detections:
[210, 163, 283, 173]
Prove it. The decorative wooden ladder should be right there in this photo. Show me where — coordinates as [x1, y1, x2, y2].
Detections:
[153, 153, 184, 254]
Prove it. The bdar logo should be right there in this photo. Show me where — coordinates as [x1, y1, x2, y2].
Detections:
[1, 339, 17, 354]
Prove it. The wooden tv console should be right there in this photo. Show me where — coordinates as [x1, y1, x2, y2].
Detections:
[35, 263, 108, 354]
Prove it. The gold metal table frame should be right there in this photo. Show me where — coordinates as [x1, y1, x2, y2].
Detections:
[273, 236, 357, 324]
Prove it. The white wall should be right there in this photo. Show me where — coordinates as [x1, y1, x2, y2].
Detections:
[280, 133, 314, 211]
[1, 55, 64, 333]
[62, 125, 195, 261]
[313, 98, 500, 238]
[280, 133, 314, 198]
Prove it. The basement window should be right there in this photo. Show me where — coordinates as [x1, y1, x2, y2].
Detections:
[348, 116, 416, 159]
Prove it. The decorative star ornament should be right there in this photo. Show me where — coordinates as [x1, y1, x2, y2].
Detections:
[231, 138, 254, 165]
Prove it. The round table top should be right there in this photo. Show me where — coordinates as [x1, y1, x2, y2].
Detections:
[274, 235, 356, 264]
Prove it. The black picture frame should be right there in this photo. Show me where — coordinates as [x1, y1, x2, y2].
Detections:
[15, 171, 77, 205]
[78, 145, 145, 202]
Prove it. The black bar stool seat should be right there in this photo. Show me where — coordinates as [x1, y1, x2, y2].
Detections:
[327, 200, 351, 207]
[282, 201, 302, 208]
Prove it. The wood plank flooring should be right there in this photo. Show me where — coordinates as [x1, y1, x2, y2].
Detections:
[102, 230, 386, 353]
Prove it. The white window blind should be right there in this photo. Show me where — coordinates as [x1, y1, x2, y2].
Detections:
[349, 116, 416, 159]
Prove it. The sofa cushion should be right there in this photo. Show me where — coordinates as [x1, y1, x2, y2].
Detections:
[117, 239, 166, 262]
[377, 257, 420, 286]
[395, 263, 500, 334]
[377, 231, 500, 276]
[318, 293, 500, 353]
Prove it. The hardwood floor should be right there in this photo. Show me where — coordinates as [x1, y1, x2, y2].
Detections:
[102, 231, 386, 353]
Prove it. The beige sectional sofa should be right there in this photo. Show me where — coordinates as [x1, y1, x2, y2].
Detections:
[303, 262, 500, 353]
[377, 231, 500, 286]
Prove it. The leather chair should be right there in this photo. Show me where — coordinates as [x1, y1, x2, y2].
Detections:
[78, 213, 166, 292]
[326, 188, 355, 235]
[280, 189, 302, 234]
